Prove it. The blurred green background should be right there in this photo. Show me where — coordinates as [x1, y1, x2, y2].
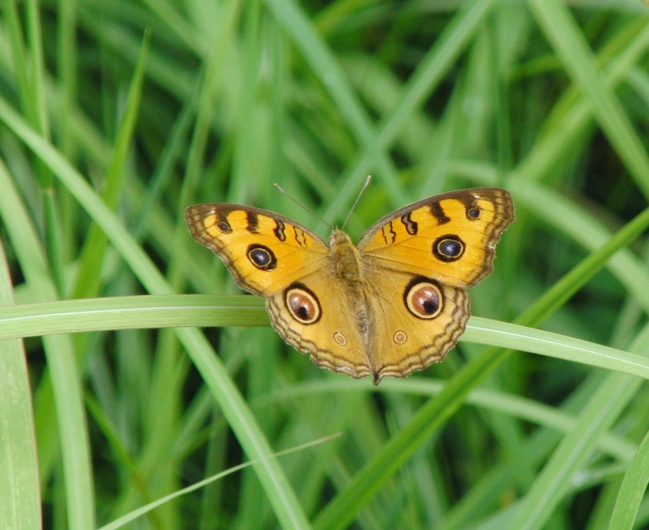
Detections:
[2, 0, 649, 529]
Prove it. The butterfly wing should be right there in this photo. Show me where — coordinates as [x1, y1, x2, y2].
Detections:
[357, 188, 515, 288]
[185, 204, 330, 296]
[363, 269, 470, 383]
[185, 204, 373, 377]
[265, 266, 373, 379]
[357, 188, 514, 382]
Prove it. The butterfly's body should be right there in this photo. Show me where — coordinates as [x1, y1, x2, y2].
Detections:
[329, 230, 364, 286]
[186, 188, 514, 384]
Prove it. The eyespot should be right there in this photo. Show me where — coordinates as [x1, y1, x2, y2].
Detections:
[433, 235, 465, 262]
[247, 245, 277, 270]
[393, 330, 408, 344]
[334, 331, 347, 346]
[216, 221, 232, 232]
[285, 285, 321, 325]
[467, 207, 480, 219]
[404, 280, 443, 320]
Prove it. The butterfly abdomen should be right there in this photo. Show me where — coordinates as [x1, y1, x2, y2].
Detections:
[327, 229, 376, 360]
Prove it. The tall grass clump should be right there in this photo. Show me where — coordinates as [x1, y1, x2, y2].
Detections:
[1, 1, 649, 529]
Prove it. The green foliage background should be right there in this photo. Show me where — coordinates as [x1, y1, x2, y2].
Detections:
[2, 0, 649, 529]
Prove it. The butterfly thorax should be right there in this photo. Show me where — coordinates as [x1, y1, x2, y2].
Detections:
[328, 229, 364, 288]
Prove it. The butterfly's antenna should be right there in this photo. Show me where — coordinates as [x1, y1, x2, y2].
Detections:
[342, 175, 372, 229]
[273, 183, 333, 230]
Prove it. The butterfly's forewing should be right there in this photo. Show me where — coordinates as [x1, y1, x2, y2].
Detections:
[357, 188, 514, 288]
[185, 204, 329, 297]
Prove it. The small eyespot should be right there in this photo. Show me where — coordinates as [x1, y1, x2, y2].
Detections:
[286, 285, 321, 325]
[405, 280, 443, 320]
[334, 331, 347, 346]
[433, 235, 465, 262]
[247, 245, 277, 270]
[467, 207, 480, 219]
[216, 221, 231, 232]
[393, 330, 408, 345]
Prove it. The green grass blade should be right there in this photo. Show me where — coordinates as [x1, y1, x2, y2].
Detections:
[0, 158, 95, 529]
[265, 0, 405, 205]
[609, 428, 649, 530]
[72, 32, 150, 299]
[508, 326, 649, 530]
[529, 0, 649, 195]
[0, 236, 41, 529]
[0, 295, 267, 340]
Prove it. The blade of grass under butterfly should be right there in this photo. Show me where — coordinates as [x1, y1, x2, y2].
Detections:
[0, 295, 267, 340]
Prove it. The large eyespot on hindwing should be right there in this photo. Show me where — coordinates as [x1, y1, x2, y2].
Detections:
[432, 234, 465, 262]
[247, 244, 277, 270]
[285, 283, 321, 325]
[404, 278, 443, 320]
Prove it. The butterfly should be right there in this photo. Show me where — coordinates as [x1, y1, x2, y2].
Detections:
[185, 188, 514, 384]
